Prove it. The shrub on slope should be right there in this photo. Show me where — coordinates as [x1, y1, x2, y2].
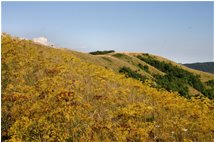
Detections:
[89, 50, 115, 55]
[137, 54, 214, 99]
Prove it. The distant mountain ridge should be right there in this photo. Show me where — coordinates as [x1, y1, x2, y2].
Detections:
[183, 62, 214, 74]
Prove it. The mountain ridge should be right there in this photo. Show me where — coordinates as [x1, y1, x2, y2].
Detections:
[183, 62, 214, 74]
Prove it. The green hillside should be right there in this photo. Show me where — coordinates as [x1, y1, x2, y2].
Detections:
[67, 49, 214, 98]
[183, 62, 214, 74]
[2, 34, 214, 141]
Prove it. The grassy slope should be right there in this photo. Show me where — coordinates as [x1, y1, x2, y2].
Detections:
[2, 34, 214, 141]
[65, 50, 214, 96]
[123, 53, 214, 82]
[66, 50, 214, 82]
[67, 51, 165, 79]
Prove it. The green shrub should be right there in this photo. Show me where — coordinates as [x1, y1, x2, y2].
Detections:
[112, 53, 127, 58]
[136, 55, 212, 99]
[155, 74, 189, 98]
[206, 79, 214, 87]
[119, 67, 147, 82]
[138, 64, 149, 73]
[89, 50, 115, 55]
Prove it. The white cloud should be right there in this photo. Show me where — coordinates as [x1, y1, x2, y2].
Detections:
[32, 37, 54, 46]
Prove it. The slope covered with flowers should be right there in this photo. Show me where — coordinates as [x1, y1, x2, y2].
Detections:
[2, 34, 214, 142]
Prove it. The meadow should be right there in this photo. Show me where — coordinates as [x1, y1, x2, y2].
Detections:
[2, 34, 214, 142]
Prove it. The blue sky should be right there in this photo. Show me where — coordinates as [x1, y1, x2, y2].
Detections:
[2, 2, 213, 63]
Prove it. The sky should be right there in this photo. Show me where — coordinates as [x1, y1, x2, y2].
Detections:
[2, 1, 214, 63]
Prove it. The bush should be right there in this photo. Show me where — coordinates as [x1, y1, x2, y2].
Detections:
[203, 79, 214, 99]
[206, 79, 214, 87]
[138, 64, 149, 73]
[155, 74, 189, 98]
[136, 55, 211, 98]
[119, 67, 147, 82]
[89, 50, 115, 55]
[203, 88, 214, 99]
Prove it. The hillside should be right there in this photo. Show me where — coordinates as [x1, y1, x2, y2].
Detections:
[183, 62, 214, 74]
[2, 34, 214, 141]
[67, 50, 214, 98]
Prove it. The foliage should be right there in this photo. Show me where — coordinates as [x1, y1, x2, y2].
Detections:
[2, 34, 214, 142]
[155, 74, 189, 98]
[119, 66, 147, 82]
[202, 88, 214, 99]
[138, 63, 150, 73]
[136, 54, 214, 99]
[204, 80, 214, 99]
[206, 79, 214, 87]
[89, 50, 115, 55]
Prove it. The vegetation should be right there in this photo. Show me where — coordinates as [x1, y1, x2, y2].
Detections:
[138, 63, 150, 73]
[89, 50, 115, 55]
[155, 74, 189, 98]
[67, 51, 213, 83]
[206, 79, 214, 87]
[183, 62, 214, 74]
[2, 34, 214, 142]
[112, 53, 127, 58]
[119, 66, 147, 82]
[136, 54, 214, 99]
[204, 79, 214, 99]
